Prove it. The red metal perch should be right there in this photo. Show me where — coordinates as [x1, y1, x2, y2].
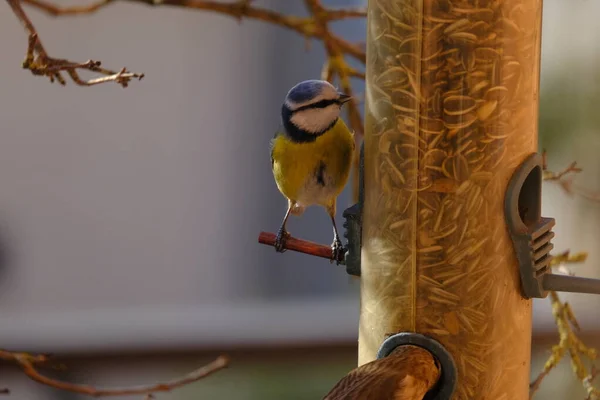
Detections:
[258, 231, 345, 264]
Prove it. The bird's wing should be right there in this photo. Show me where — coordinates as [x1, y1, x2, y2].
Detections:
[270, 125, 285, 170]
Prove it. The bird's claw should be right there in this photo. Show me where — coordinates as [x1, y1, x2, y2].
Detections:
[274, 228, 290, 253]
[331, 237, 345, 265]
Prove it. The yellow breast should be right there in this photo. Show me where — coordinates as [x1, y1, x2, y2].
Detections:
[271, 118, 355, 206]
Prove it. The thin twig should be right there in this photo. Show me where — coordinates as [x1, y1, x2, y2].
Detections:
[541, 149, 600, 202]
[529, 267, 599, 399]
[551, 250, 589, 267]
[0, 349, 229, 398]
[326, 7, 367, 20]
[21, 0, 367, 63]
[584, 366, 600, 400]
[6, 0, 144, 86]
[541, 150, 583, 182]
[529, 250, 600, 399]
[21, 0, 113, 15]
[22, 0, 367, 21]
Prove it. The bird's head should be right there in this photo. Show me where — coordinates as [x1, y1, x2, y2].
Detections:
[281, 80, 352, 138]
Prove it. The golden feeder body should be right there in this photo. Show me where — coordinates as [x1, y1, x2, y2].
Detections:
[359, 0, 543, 399]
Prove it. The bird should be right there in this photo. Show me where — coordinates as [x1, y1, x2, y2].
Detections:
[270, 79, 355, 263]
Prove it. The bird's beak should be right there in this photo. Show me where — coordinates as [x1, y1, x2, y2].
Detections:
[338, 93, 352, 104]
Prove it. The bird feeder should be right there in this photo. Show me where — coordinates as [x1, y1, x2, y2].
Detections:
[359, 0, 542, 398]
[347, 0, 598, 397]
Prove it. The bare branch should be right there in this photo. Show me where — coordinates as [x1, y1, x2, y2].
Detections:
[16, 0, 367, 96]
[21, 0, 366, 61]
[23, 1, 366, 21]
[7, 0, 144, 86]
[551, 250, 589, 268]
[326, 7, 367, 20]
[541, 149, 600, 202]
[584, 366, 600, 400]
[541, 150, 583, 182]
[0, 349, 229, 398]
[529, 248, 599, 399]
[23, 0, 314, 33]
[21, 0, 113, 15]
[529, 290, 599, 399]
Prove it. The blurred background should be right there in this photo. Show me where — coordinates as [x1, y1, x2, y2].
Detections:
[0, 0, 599, 399]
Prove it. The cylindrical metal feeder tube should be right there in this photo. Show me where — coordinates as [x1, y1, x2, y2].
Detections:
[360, 0, 542, 399]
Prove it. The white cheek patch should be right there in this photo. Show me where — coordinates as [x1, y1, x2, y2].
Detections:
[291, 105, 340, 134]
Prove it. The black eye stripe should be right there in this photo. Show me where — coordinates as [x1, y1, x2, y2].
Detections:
[294, 99, 339, 112]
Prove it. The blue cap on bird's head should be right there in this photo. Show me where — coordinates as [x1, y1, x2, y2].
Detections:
[281, 79, 352, 138]
[284, 80, 351, 111]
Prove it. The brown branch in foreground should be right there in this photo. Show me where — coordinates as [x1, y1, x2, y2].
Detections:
[324, 345, 440, 400]
[6, 0, 144, 86]
[0, 349, 228, 398]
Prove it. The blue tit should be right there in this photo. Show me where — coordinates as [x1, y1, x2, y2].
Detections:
[270, 79, 355, 263]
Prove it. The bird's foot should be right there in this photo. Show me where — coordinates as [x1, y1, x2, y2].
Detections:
[331, 237, 345, 265]
[274, 228, 291, 253]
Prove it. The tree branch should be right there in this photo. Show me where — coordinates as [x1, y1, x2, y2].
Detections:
[529, 291, 599, 400]
[529, 253, 599, 400]
[6, 0, 144, 86]
[0, 349, 228, 398]
[541, 150, 600, 202]
[20, 0, 113, 15]
[20, 0, 367, 62]
[325, 7, 367, 20]
[551, 250, 589, 268]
